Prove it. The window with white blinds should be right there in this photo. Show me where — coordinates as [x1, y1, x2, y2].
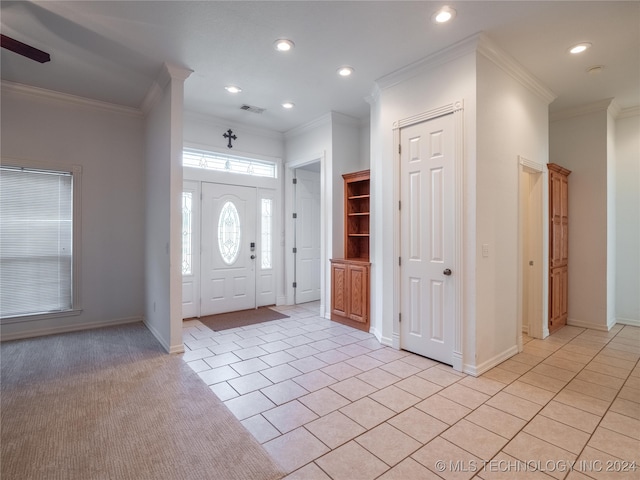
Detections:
[0, 166, 74, 319]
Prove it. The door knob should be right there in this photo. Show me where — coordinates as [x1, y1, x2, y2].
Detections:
[250, 255, 256, 260]
[443, 268, 452, 276]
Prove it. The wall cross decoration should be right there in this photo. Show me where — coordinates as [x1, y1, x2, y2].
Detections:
[223, 129, 237, 149]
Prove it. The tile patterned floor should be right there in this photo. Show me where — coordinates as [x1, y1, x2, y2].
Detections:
[182, 302, 640, 480]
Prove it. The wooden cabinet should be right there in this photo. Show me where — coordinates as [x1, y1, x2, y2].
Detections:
[330, 170, 370, 332]
[548, 163, 571, 333]
[330, 259, 370, 330]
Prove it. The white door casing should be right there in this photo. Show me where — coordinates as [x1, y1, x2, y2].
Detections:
[201, 182, 257, 315]
[295, 168, 321, 304]
[400, 113, 455, 365]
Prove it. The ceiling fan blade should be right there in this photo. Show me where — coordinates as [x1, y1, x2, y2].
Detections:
[1, 34, 50, 63]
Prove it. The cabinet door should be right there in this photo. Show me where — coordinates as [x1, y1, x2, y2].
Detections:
[549, 171, 563, 268]
[549, 266, 567, 331]
[331, 263, 348, 317]
[347, 264, 368, 323]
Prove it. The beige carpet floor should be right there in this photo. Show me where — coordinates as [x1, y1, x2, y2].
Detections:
[1, 322, 286, 480]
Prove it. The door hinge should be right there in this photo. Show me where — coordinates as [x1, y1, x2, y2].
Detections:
[293, 282, 297, 288]
[399, 257, 401, 266]
[399, 200, 401, 210]
[399, 313, 402, 322]
[293, 247, 297, 254]
[292, 178, 297, 184]
[398, 144, 401, 154]
[293, 212, 297, 219]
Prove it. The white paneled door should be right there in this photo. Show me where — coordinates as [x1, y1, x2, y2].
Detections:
[201, 182, 257, 315]
[400, 114, 455, 365]
[295, 168, 321, 304]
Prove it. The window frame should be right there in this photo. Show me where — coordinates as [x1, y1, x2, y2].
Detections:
[0, 158, 83, 324]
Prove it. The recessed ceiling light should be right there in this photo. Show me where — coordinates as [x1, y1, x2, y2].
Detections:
[337, 66, 354, 77]
[274, 39, 295, 52]
[432, 6, 456, 23]
[569, 42, 592, 54]
[224, 85, 242, 94]
[282, 102, 295, 109]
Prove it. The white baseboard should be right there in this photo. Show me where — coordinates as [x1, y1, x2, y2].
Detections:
[463, 345, 519, 377]
[0, 316, 142, 342]
[142, 317, 185, 354]
[616, 317, 640, 327]
[567, 317, 612, 332]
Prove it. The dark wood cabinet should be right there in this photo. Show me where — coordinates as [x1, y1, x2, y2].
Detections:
[330, 170, 370, 332]
[548, 163, 571, 333]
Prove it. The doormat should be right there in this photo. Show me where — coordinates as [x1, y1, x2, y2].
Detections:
[195, 307, 289, 332]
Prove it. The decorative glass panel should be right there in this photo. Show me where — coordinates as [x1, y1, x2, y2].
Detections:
[218, 201, 241, 265]
[183, 148, 277, 178]
[261, 198, 272, 269]
[181, 192, 192, 275]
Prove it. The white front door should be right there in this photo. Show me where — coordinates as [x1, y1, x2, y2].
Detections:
[400, 113, 455, 365]
[295, 168, 321, 304]
[201, 182, 257, 315]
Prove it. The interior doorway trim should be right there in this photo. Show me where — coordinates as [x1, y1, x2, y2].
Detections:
[392, 99, 465, 372]
[285, 151, 327, 317]
[517, 155, 546, 346]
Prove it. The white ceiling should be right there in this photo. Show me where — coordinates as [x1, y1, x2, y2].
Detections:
[2, 1, 638, 133]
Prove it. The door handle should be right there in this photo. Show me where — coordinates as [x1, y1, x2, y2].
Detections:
[443, 268, 452, 276]
[250, 255, 256, 260]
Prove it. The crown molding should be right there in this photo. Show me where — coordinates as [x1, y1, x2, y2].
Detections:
[140, 62, 193, 115]
[284, 112, 332, 139]
[476, 33, 556, 104]
[376, 32, 481, 91]
[330, 111, 361, 127]
[1, 81, 142, 117]
[550, 98, 615, 122]
[617, 105, 640, 119]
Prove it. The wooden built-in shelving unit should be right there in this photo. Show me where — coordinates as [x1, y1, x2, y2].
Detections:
[330, 170, 371, 332]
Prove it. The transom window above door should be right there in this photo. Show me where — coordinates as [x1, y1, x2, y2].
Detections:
[183, 148, 277, 178]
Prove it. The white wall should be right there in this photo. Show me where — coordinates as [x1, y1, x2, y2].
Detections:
[331, 112, 364, 257]
[615, 111, 640, 325]
[143, 64, 191, 353]
[0, 83, 145, 340]
[184, 111, 284, 160]
[371, 41, 478, 362]
[475, 52, 552, 369]
[550, 101, 611, 330]
[284, 112, 362, 317]
[371, 33, 554, 374]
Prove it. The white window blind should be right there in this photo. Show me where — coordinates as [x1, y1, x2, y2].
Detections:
[0, 167, 73, 318]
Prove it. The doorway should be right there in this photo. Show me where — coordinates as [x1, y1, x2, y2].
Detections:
[201, 182, 257, 315]
[518, 157, 544, 344]
[294, 166, 321, 304]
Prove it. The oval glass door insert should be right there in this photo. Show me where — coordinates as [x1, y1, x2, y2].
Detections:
[218, 201, 241, 265]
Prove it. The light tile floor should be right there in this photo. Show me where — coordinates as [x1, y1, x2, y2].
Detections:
[182, 302, 640, 480]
